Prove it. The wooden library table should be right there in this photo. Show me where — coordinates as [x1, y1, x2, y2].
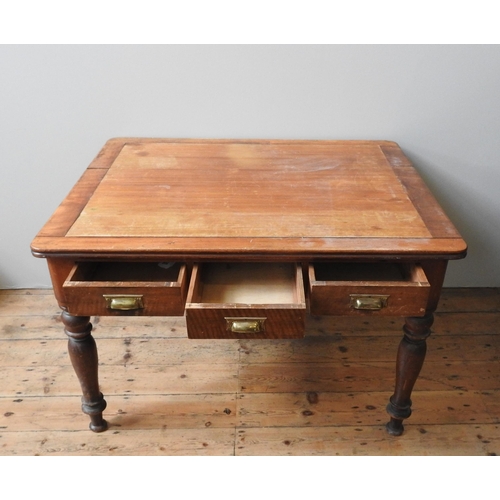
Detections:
[31, 138, 467, 436]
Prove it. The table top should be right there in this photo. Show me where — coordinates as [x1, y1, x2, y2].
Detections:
[31, 138, 467, 260]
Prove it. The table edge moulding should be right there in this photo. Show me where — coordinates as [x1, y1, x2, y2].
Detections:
[31, 138, 467, 437]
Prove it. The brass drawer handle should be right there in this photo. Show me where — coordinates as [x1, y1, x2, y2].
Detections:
[350, 294, 389, 311]
[225, 317, 266, 334]
[103, 295, 144, 311]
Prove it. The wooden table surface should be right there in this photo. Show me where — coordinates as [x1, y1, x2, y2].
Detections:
[31, 138, 466, 259]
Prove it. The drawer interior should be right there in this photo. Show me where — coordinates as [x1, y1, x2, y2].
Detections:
[189, 262, 303, 305]
[311, 262, 425, 284]
[68, 261, 183, 284]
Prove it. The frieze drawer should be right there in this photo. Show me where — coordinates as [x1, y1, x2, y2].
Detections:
[63, 261, 188, 316]
[185, 262, 306, 339]
[308, 262, 430, 316]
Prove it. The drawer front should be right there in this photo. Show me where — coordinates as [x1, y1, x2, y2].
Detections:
[62, 262, 188, 316]
[185, 262, 306, 339]
[309, 262, 430, 316]
[186, 308, 305, 339]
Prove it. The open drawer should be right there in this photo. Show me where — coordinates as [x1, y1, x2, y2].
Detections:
[185, 262, 306, 339]
[309, 262, 430, 316]
[63, 261, 188, 316]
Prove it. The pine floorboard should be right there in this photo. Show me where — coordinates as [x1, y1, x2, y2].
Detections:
[0, 287, 499, 456]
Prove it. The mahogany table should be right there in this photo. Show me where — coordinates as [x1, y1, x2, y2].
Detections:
[31, 138, 467, 435]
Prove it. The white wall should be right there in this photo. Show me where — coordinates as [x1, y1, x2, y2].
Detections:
[1, 45, 499, 288]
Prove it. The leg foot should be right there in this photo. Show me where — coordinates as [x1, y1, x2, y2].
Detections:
[83, 393, 108, 432]
[385, 418, 404, 436]
[89, 417, 108, 433]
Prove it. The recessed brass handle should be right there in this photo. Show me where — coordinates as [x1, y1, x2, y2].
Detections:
[350, 294, 389, 311]
[104, 295, 144, 311]
[225, 317, 266, 334]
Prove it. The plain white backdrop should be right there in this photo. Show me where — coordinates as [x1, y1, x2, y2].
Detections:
[1, 44, 499, 288]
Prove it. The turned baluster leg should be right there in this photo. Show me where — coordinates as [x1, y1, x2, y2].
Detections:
[386, 313, 434, 436]
[61, 311, 108, 432]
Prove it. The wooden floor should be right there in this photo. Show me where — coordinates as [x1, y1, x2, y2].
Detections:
[0, 287, 499, 456]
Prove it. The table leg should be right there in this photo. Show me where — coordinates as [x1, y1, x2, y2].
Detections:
[385, 313, 434, 436]
[61, 311, 108, 432]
